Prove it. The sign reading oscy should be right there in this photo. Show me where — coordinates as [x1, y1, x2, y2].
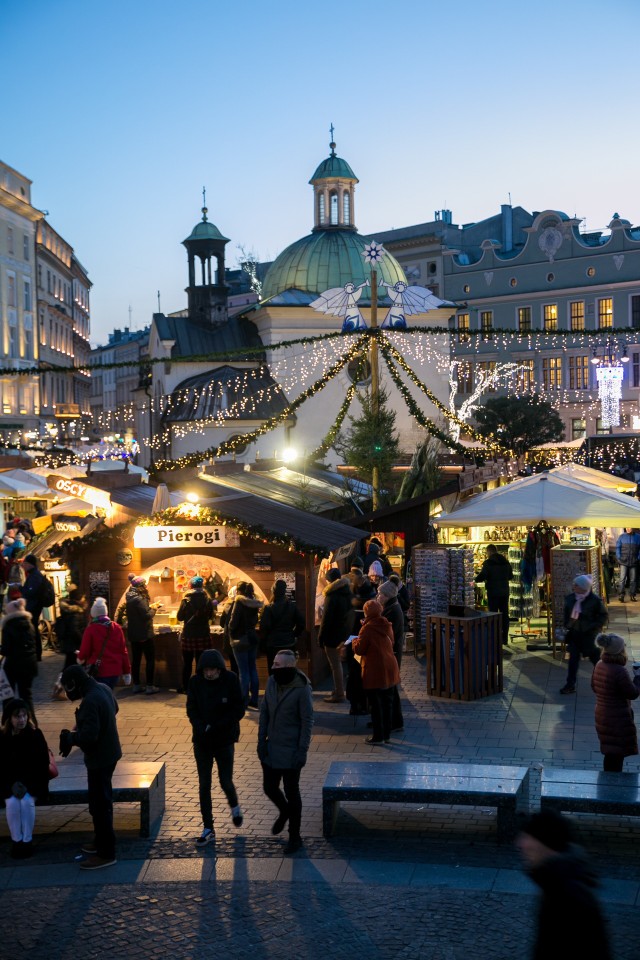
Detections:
[133, 525, 240, 549]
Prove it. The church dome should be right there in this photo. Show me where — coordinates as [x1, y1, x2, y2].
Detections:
[262, 229, 406, 301]
[309, 154, 358, 183]
[184, 217, 229, 244]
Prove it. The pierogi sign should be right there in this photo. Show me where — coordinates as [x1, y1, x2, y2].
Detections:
[133, 525, 240, 549]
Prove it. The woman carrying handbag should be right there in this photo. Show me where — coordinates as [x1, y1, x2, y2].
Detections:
[78, 598, 131, 690]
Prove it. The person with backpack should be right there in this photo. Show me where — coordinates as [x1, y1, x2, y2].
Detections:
[21, 555, 55, 662]
[177, 576, 215, 693]
[260, 580, 305, 674]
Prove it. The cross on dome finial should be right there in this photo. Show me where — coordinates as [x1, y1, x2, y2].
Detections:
[329, 123, 336, 156]
[201, 186, 208, 221]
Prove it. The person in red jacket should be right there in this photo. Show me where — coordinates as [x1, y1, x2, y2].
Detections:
[352, 599, 400, 745]
[78, 598, 131, 690]
[591, 632, 640, 771]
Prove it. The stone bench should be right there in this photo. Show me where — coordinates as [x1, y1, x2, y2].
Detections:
[541, 766, 640, 820]
[46, 760, 166, 838]
[322, 761, 530, 842]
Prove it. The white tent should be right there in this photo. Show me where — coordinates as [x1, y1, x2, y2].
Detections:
[0, 470, 56, 498]
[549, 463, 636, 493]
[437, 472, 640, 528]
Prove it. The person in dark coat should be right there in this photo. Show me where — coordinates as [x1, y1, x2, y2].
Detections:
[317, 568, 352, 704]
[516, 810, 611, 960]
[227, 581, 263, 709]
[389, 573, 411, 631]
[186, 649, 245, 845]
[560, 574, 608, 694]
[59, 665, 122, 870]
[55, 584, 87, 670]
[0, 697, 50, 858]
[345, 576, 375, 716]
[363, 541, 392, 577]
[353, 600, 400, 745]
[260, 579, 305, 674]
[258, 649, 313, 854]
[475, 544, 513, 646]
[21, 554, 53, 661]
[177, 577, 214, 693]
[615, 526, 640, 601]
[0, 598, 38, 724]
[591, 632, 640, 771]
[377, 580, 405, 731]
[122, 575, 160, 694]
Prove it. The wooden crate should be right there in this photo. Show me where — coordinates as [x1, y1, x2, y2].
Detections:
[425, 613, 503, 700]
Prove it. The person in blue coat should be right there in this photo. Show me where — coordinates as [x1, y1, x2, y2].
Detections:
[616, 527, 640, 601]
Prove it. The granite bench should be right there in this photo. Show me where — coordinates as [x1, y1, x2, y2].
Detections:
[540, 766, 640, 820]
[322, 761, 530, 842]
[46, 760, 166, 838]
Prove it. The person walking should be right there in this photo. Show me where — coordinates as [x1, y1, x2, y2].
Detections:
[122, 575, 160, 694]
[0, 697, 50, 858]
[227, 581, 263, 709]
[616, 527, 640, 601]
[475, 544, 513, 647]
[0, 597, 38, 725]
[186, 648, 245, 846]
[560, 574, 607, 695]
[591, 632, 640, 771]
[353, 600, 400, 745]
[317, 568, 352, 704]
[260, 579, 305, 674]
[78, 598, 131, 691]
[177, 576, 214, 693]
[515, 810, 611, 960]
[21, 554, 54, 661]
[257, 649, 313, 855]
[55, 585, 87, 670]
[59, 665, 122, 870]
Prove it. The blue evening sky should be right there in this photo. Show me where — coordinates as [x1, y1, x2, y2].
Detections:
[3, 0, 639, 343]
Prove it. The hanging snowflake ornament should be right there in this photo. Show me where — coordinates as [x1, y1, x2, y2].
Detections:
[363, 240, 386, 265]
[596, 364, 624, 428]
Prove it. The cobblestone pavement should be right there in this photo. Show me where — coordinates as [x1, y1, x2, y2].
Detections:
[2, 601, 639, 958]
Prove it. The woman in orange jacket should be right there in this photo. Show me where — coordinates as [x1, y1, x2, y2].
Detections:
[352, 599, 400, 745]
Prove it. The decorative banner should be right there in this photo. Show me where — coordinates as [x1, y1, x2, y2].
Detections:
[133, 525, 241, 549]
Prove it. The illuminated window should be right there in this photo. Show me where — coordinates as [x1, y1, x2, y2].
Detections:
[543, 304, 558, 331]
[343, 192, 350, 224]
[542, 356, 562, 389]
[570, 301, 584, 331]
[330, 192, 338, 225]
[569, 355, 589, 390]
[595, 417, 609, 435]
[478, 361, 497, 390]
[457, 312, 470, 343]
[318, 194, 325, 223]
[518, 359, 534, 391]
[457, 362, 473, 395]
[571, 418, 587, 441]
[480, 311, 493, 340]
[518, 307, 531, 333]
[598, 298, 613, 329]
[633, 352, 640, 388]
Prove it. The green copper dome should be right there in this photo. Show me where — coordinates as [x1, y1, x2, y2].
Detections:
[309, 153, 358, 183]
[183, 208, 229, 245]
[262, 229, 406, 301]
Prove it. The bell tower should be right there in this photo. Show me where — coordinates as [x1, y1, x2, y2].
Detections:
[182, 190, 230, 326]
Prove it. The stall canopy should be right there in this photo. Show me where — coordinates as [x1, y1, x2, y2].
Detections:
[437, 472, 640, 528]
[0, 470, 56, 498]
[548, 463, 637, 494]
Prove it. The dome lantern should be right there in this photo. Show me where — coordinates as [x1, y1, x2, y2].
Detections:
[309, 126, 358, 232]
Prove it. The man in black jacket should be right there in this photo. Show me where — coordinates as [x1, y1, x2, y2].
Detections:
[475, 545, 513, 646]
[21, 554, 53, 661]
[59, 665, 122, 870]
[186, 649, 245, 845]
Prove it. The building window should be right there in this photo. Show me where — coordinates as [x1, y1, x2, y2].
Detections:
[8, 325, 17, 359]
[570, 301, 585, 331]
[23, 280, 32, 312]
[23, 234, 30, 260]
[633, 352, 640, 388]
[631, 295, 640, 329]
[7, 273, 16, 308]
[569, 355, 589, 389]
[318, 194, 325, 222]
[595, 417, 610, 435]
[542, 356, 562, 390]
[571, 418, 587, 441]
[457, 312, 470, 343]
[330, 192, 338, 225]
[518, 307, 531, 333]
[24, 326, 33, 360]
[343, 192, 350, 225]
[480, 310, 493, 340]
[543, 303, 558, 331]
[7, 227, 14, 255]
[587, 266, 596, 278]
[518, 359, 534, 391]
[598, 297, 613, 328]
[478, 361, 497, 390]
[37, 264, 42, 288]
[456, 362, 473, 395]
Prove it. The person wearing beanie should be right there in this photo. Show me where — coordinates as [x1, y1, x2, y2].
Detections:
[0, 697, 50, 859]
[0, 597, 38, 725]
[78, 598, 131, 690]
[21, 554, 54, 662]
[367, 560, 385, 585]
[353, 599, 400, 744]
[122, 575, 160, 694]
[516, 810, 611, 959]
[317, 567, 353, 703]
[177, 577, 215, 693]
[560, 574, 607, 694]
[186, 649, 245, 845]
[615, 526, 640, 601]
[376, 579, 405, 731]
[59, 664, 122, 870]
[363, 541, 392, 577]
[475, 544, 513, 647]
[258, 649, 313, 855]
[591, 632, 640, 771]
[260, 579, 305, 674]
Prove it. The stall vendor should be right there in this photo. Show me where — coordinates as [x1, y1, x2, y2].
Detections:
[199, 564, 228, 606]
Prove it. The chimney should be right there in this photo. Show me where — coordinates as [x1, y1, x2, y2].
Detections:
[501, 204, 513, 252]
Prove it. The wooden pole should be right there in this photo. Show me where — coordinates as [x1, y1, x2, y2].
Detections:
[370, 268, 380, 510]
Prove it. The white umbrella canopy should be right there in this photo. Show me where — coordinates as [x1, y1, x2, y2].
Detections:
[437, 472, 640, 528]
[151, 483, 171, 514]
[549, 462, 637, 493]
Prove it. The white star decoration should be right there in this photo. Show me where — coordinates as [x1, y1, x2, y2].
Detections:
[363, 240, 386, 264]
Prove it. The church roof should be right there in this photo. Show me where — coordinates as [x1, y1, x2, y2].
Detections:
[183, 218, 229, 244]
[155, 313, 264, 360]
[162, 364, 288, 423]
[261, 229, 406, 301]
[309, 153, 358, 182]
